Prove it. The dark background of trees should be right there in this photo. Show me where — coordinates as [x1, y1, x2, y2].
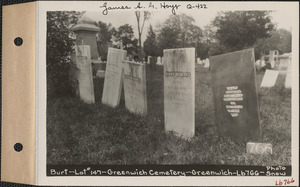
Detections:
[47, 11, 292, 97]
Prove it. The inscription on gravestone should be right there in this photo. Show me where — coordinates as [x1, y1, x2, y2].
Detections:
[164, 48, 195, 138]
[102, 48, 127, 107]
[123, 61, 147, 115]
[75, 45, 95, 104]
[210, 48, 261, 140]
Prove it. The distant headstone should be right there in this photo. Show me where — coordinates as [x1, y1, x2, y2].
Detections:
[164, 48, 195, 138]
[157, 56, 162, 65]
[197, 58, 201, 64]
[75, 45, 95, 104]
[96, 70, 105, 78]
[210, 48, 261, 140]
[102, 48, 127, 107]
[285, 60, 291, 88]
[246, 142, 272, 154]
[147, 56, 151, 64]
[278, 58, 289, 75]
[260, 70, 279, 88]
[123, 61, 147, 115]
[204, 58, 210, 68]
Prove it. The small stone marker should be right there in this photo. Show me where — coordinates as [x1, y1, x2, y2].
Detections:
[204, 58, 209, 68]
[260, 69, 279, 88]
[246, 142, 272, 154]
[197, 58, 201, 64]
[210, 48, 261, 140]
[123, 61, 147, 115]
[164, 48, 195, 138]
[285, 60, 291, 88]
[157, 56, 162, 65]
[102, 48, 127, 107]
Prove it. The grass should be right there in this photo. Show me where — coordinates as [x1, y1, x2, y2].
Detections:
[47, 64, 291, 166]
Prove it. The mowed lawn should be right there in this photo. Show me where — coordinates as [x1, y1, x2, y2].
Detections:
[47, 64, 291, 166]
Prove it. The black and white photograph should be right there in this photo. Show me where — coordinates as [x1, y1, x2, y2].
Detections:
[43, 1, 297, 185]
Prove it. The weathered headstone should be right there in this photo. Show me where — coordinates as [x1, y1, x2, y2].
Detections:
[75, 45, 95, 104]
[164, 48, 195, 138]
[285, 59, 291, 88]
[197, 58, 201, 64]
[123, 61, 147, 115]
[102, 48, 127, 107]
[260, 69, 279, 88]
[210, 48, 261, 140]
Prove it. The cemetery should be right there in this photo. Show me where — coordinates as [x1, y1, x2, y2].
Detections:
[47, 11, 292, 166]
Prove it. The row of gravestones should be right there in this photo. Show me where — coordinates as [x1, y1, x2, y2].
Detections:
[74, 46, 281, 143]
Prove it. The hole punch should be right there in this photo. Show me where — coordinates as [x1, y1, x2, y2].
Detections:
[14, 143, 23, 152]
[14, 37, 23, 46]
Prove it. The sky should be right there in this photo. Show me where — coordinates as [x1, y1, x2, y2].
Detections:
[84, 8, 293, 44]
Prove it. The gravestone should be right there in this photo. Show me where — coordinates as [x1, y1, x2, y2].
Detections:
[210, 48, 261, 140]
[285, 60, 291, 88]
[164, 48, 195, 138]
[102, 48, 127, 107]
[260, 69, 279, 88]
[197, 58, 201, 64]
[75, 45, 95, 104]
[204, 58, 210, 68]
[157, 56, 162, 65]
[123, 61, 147, 115]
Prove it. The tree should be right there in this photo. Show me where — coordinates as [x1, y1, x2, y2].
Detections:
[143, 25, 159, 57]
[47, 11, 82, 97]
[157, 14, 202, 55]
[212, 11, 275, 53]
[113, 24, 138, 57]
[254, 28, 292, 59]
[96, 21, 116, 60]
[135, 11, 151, 61]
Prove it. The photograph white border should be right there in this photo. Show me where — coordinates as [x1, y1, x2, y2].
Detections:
[37, 1, 299, 186]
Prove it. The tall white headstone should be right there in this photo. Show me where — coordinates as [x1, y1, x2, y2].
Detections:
[157, 56, 162, 65]
[75, 45, 95, 104]
[164, 48, 195, 138]
[102, 48, 127, 107]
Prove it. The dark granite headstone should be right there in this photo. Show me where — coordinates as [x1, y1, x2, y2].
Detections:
[210, 48, 261, 140]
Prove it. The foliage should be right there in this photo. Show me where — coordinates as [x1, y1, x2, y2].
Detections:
[47, 11, 82, 97]
[113, 24, 138, 57]
[212, 11, 275, 54]
[143, 25, 159, 57]
[96, 21, 116, 61]
[254, 28, 292, 59]
[157, 14, 203, 56]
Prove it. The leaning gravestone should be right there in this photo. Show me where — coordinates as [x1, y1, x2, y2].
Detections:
[164, 48, 195, 138]
[102, 48, 127, 107]
[75, 45, 95, 104]
[260, 69, 279, 88]
[210, 48, 261, 140]
[123, 61, 147, 115]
